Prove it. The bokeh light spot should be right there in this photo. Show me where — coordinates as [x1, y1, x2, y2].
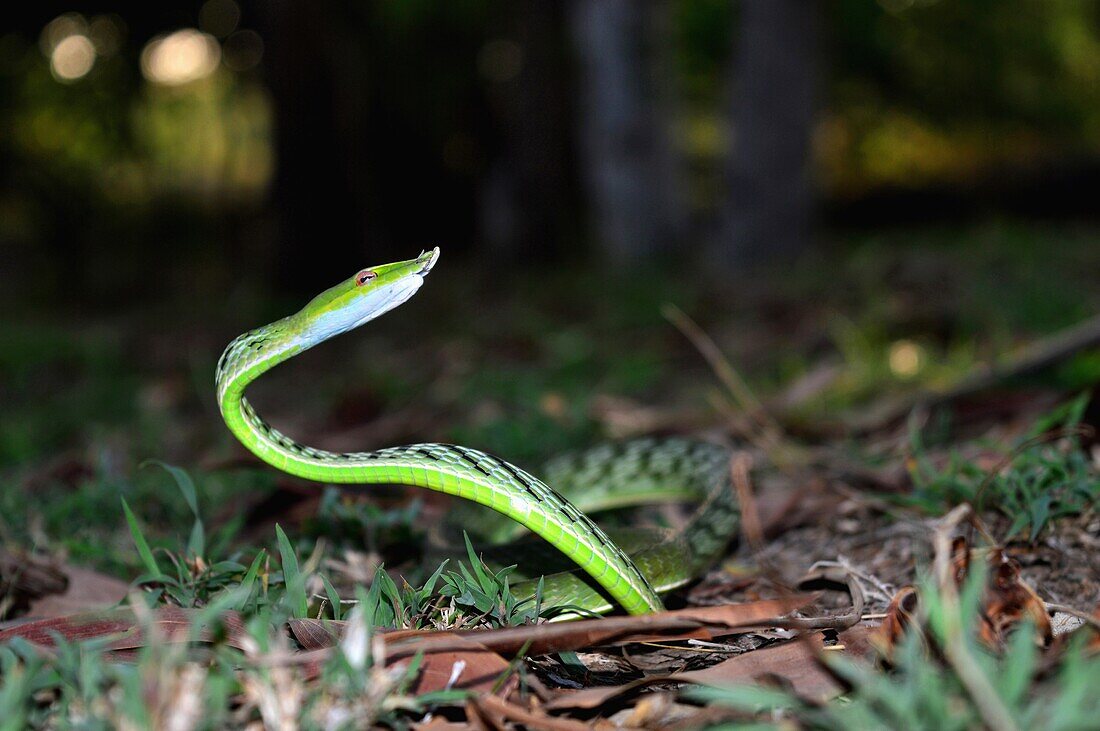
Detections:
[50, 34, 96, 82]
[141, 29, 221, 86]
[888, 340, 925, 378]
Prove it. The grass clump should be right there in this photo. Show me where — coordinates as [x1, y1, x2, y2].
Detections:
[689, 572, 1100, 730]
[0, 466, 544, 726]
[121, 464, 551, 629]
[691, 629, 1099, 730]
[904, 393, 1099, 541]
[0, 600, 463, 729]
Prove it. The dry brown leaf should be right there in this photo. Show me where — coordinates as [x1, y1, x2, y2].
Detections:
[545, 626, 874, 713]
[24, 564, 130, 619]
[951, 535, 971, 586]
[872, 585, 920, 657]
[286, 596, 818, 670]
[406, 634, 517, 697]
[678, 632, 841, 700]
[0, 607, 249, 651]
[876, 534, 1054, 656]
[980, 549, 1052, 648]
[277, 596, 818, 685]
[474, 693, 594, 731]
[835, 623, 878, 662]
[287, 617, 340, 650]
[0, 552, 69, 617]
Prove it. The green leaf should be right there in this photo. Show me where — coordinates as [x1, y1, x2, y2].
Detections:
[373, 569, 405, 626]
[120, 497, 164, 580]
[363, 566, 397, 628]
[1026, 391, 1090, 439]
[235, 550, 266, 611]
[142, 460, 199, 515]
[557, 651, 584, 671]
[462, 532, 496, 595]
[207, 561, 247, 574]
[321, 574, 343, 621]
[275, 525, 308, 618]
[420, 559, 449, 597]
[187, 521, 205, 560]
[1028, 494, 1052, 542]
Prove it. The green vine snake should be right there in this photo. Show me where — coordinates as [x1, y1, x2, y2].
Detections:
[216, 248, 739, 615]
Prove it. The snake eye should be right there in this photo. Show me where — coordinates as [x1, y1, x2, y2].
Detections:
[355, 270, 377, 286]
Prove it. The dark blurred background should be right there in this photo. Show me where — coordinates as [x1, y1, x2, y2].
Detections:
[6, 0, 1100, 306]
[5, 2, 1100, 567]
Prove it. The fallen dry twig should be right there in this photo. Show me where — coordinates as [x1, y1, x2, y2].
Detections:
[474, 694, 595, 731]
[730, 453, 764, 552]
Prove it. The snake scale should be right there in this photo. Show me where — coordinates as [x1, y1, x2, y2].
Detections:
[216, 248, 739, 615]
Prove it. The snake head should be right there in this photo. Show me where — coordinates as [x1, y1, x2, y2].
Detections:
[297, 247, 440, 348]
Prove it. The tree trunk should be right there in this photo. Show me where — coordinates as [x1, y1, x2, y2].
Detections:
[722, 0, 821, 267]
[569, 0, 684, 263]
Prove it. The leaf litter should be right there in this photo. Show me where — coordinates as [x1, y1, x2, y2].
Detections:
[2, 276, 1099, 727]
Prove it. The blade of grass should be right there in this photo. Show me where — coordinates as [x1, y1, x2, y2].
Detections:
[462, 532, 497, 596]
[321, 574, 343, 621]
[236, 550, 266, 611]
[275, 525, 308, 618]
[120, 497, 165, 580]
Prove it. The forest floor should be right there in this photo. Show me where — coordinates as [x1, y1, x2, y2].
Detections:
[0, 221, 1098, 728]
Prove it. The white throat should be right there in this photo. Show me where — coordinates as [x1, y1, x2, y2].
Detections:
[301, 276, 425, 349]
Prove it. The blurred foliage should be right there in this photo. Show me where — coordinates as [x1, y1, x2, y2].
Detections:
[752, 222, 1100, 418]
[4, 1, 1100, 303]
[6, 20, 270, 204]
[671, 0, 1100, 192]
[824, 0, 1100, 193]
[0, 321, 130, 466]
[0, 11, 271, 305]
[906, 393, 1099, 541]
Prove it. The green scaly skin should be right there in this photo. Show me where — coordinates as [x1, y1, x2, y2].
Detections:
[216, 248, 740, 615]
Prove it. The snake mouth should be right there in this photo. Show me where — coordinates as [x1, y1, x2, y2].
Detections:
[417, 247, 440, 275]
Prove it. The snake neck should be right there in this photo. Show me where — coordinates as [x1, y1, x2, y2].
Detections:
[216, 316, 299, 402]
[215, 315, 318, 470]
